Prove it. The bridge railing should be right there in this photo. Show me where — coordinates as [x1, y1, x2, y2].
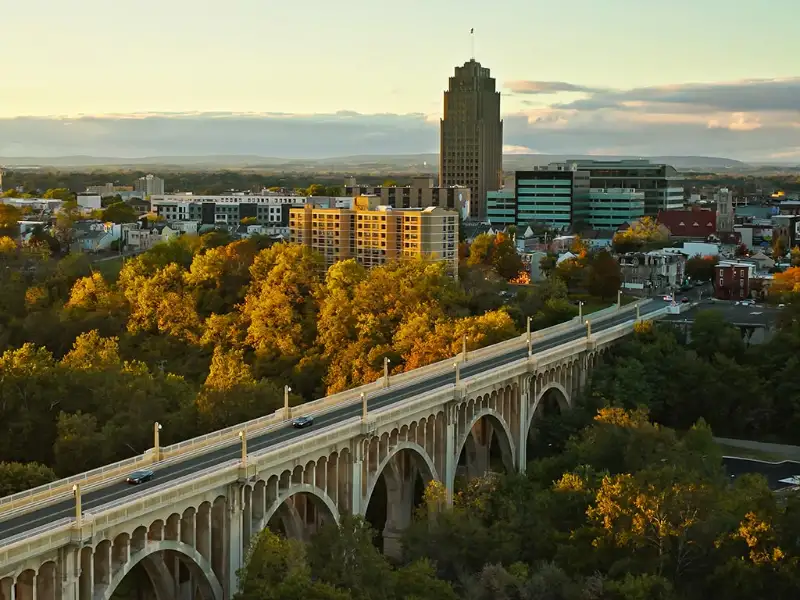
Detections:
[0, 298, 653, 518]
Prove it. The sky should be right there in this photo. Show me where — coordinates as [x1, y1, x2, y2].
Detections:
[2, 0, 799, 161]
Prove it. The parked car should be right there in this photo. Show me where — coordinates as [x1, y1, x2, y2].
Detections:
[291, 416, 314, 429]
[681, 297, 690, 303]
[126, 469, 154, 485]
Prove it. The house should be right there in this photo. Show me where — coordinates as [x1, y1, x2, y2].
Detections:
[79, 229, 115, 253]
[579, 229, 615, 250]
[126, 229, 162, 252]
[618, 250, 685, 293]
[715, 261, 755, 300]
[657, 207, 717, 241]
[126, 197, 151, 216]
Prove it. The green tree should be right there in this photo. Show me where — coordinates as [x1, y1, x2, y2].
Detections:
[102, 201, 138, 223]
[685, 255, 718, 282]
[587, 250, 622, 300]
[0, 462, 57, 496]
[43, 188, 76, 201]
[492, 232, 524, 280]
[0, 204, 22, 238]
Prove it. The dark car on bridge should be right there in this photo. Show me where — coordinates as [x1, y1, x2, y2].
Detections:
[126, 469, 154, 485]
[291, 416, 314, 429]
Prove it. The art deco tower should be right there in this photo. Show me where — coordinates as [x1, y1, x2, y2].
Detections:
[439, 59, 503, 219]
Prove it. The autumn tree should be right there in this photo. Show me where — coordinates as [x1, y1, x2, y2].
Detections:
[587, 250, 622, 300]
[492, 232, 524, 280]
[612, 217, 670, 253]
[685, 255, 718, 282]
[0, 204, 22, 237]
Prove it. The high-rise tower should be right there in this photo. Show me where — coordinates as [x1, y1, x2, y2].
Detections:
[439, 59, 503, 220]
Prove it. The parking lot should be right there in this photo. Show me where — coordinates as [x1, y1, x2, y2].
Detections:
[663, 299, 782, 327]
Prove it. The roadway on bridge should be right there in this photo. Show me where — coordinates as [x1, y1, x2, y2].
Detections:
[0, 301, 667, 543]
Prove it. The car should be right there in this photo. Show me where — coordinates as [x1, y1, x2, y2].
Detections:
[681, 297, 689, 303]
[291, 415, 314, 429]
[126, 469, 154, 485]
[663, 295, 673, 302]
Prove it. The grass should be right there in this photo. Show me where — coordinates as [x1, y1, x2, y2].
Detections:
[92, 256, 125, 282]
[715, 442, 787, 462]
[568, 293, 638, 315]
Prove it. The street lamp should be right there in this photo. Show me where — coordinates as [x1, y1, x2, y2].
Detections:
[239, 430, 247, 467]
[73, 484, 82, 528]
[284, 386, 291, 420]
[384, 357, 391, 388]
[361, 392, 367, 421]
[578, 301, 584, 322]
[462, 334, 468, 362]
[454, 362, 460, 387]
[585, 319, 592, 339]
[617, 289, 622, 309]
[153, 422, 162, 463]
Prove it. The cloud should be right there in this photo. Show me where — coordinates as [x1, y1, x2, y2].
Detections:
[503, 144, 539, 154]
[505, 81, 603, 95]
[1, 78, 799, 164]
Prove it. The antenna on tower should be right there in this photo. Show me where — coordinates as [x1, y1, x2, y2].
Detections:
[470, 28, 475, 59]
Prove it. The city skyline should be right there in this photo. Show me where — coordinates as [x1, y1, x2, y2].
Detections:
[3, 0, 799, 161]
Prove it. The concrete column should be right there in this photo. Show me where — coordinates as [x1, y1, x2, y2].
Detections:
[350, 442, 364, 516]
[517, 382, 529, 474]
[227, 488, 243, 599]
[59, 547, 81, 600]
[242, 487, 252, 551]
[79, 548, 93, 600]
[444, 410, 456, 506]
[197, 506, 212, 563]
[382, 457, 416, 560]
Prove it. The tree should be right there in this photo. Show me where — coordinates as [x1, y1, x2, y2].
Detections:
[54, 200, 82, 248]
[791, 246, 800, 267]
[306, 184, 327, 197]
[587, 250, 622, 300]
[685, 255, 718, 282]
[240, 216, 258, 225]
[612, 217, 670, 253]
[467, 233, 494, 267]
[0, 204, 22, 238]
[102, 201, 138, 224]
[235, 529, 351, 600]
[0, 462, 57, 496]
[492, 232, 524, 280]
[43, 188, 76, 201]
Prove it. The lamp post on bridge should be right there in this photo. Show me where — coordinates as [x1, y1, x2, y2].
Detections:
[454, 362, 460, 387]
[585, 319, 592, 339]
[384, 357, 391, 388]
[526, 317, 532, 356]
[462, 334, 468, 362]
[361, 392, 367, 421]
[239, 430, 247, 467]
[636, 303, 641, 320]
[284, 385, 291, 420]
[72, 484, 82, 529]
[153, 422, 162, 463]
[617, 289, 622, 309]
[578, 301, 584, 322]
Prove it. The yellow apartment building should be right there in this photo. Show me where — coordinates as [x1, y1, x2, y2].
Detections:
[290, 195, 459, 276]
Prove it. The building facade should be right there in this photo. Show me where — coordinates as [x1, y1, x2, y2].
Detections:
[585, 188, 644, 229]
[714, 261, 754, 300]
[134, 174, 166, 197]
[150, 193, 306, 226]
[715, 188, 734, 232]
[439, 59, 503, 219]
[563, 160, 684, 216]
[290, 195, 459, 276]
[343, 177, 470, 218]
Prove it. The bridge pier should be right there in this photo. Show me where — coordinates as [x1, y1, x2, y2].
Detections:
[381, 453, 419, 561]
[227, 486, 244, 599]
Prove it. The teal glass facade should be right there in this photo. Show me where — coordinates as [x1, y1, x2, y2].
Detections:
[486, 190, 516, 227]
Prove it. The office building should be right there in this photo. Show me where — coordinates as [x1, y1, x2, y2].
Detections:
[134, 174, 165, 197]
[562, 159, 684, 216]
[586, 188, 645, 229]
[150, 193, 306, 226]
[343, 177, 471, 218]
[486, 167, 592, 231]
[440, 59, 503, 219]
[290, 195, 459, 276]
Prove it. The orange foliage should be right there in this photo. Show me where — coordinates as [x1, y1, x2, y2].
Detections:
[771, 266, 800, 296]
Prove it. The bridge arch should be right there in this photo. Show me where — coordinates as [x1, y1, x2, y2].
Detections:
[98, 540, 222, 600]
[364, 441, 438, 509]
[453, 406, 515, 487]
[263, 483, 339, 542]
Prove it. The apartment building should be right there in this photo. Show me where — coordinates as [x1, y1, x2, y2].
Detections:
[343, 177, 471, 218]
[134, 174, 165, 197]
[150, 193, 306, 226]
[290, 195, 459, 276]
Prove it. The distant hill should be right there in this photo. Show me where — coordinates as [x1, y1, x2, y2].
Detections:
[0, 153, 750, 172]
